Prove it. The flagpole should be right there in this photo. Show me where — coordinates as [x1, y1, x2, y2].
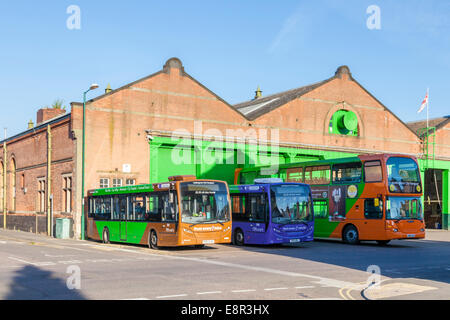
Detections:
[426, 88, 429, 130]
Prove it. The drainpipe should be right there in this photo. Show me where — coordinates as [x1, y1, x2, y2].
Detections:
[47, 125, 52, 236]
[3, 139, 6, 230]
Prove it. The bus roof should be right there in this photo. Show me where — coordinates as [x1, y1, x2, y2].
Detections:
[89, 184, 155, 196]
[229, 182, 311, 193]
[239, 153, 418, 173]
[88, 178, 230, 196]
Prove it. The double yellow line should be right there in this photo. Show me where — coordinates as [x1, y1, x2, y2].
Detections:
[338, 282, 367, 300]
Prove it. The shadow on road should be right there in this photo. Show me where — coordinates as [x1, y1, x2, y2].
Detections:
[222, 238, 450, 284]
[5, 265, 87, 300]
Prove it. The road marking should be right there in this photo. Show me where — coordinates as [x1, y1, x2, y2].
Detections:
[197, 291, 222, 295]
[78, 242, 358, 290]
[156, 294, 188, 299]
[166, 255, 355, 289]
[122, 298, 150, 300]
[34, 262, 57, 266]
[231, 289, 256, 293]
[44, 254, 77, 258]
[58, 260, 83, 265]
[364, 283, 437, 300]
[8, 256, 36, 265]
[264, 287, 289, 291]
[295, 286, 315, 289]
[0, 241, 7, 244]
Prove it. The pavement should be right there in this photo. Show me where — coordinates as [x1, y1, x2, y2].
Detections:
[0, 228, 449, 300]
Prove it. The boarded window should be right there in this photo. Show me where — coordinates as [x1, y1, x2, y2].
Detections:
[364, 161, 382, 182]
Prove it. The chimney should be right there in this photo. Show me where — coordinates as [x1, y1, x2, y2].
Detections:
[254, 86, 262, 100]
[36, 108, 66, 125]
[105, 83, 112, 94]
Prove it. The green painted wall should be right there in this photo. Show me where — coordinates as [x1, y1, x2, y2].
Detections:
[418, 159, 450, 230]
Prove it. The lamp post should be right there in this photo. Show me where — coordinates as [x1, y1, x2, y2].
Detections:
[81, 83, 99, 240]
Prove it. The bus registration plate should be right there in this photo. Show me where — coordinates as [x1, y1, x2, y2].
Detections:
[407, 234, 415, 238]
[203, 240, 215, 244]
[290, 239, 301, 243]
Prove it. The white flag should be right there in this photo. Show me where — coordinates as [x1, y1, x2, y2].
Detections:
[417, 92, 429, 114]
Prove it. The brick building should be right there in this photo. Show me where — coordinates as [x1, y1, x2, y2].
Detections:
[0, 58, 449, 238]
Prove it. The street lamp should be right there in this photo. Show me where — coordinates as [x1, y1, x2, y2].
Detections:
[81, 83, 99, 240]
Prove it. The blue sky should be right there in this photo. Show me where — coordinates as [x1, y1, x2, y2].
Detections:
[0, 0, 449, 137]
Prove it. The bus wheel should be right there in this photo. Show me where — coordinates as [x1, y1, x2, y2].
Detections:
[234, 229, 245, 246]
[343, 225, 359, 245]
[149, 231, 159, 250]
[377, 240, 391, 246]
[102, 228, 110, 244]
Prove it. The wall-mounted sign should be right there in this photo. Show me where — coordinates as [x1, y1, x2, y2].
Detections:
[123, 164, 131, 173]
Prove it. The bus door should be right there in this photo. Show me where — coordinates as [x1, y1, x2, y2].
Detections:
[114, 196, 128, 241]
[361, 197, 385, 240]
[248, 193, 268, 239]
[159, 192, 178, 245]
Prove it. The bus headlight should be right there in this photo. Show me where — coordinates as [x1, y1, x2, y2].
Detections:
[420, 228, 425, 232]
[393, 229, 398, 233]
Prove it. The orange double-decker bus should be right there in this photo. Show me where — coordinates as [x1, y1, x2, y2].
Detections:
[235, 153, 426, 245]
[86, 176, 232, 249]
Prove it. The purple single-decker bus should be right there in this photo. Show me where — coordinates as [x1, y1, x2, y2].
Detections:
[229, 180, 314, 245]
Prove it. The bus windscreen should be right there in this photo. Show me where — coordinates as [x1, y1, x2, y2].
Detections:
[387, 157, 421, 193]
[180, 181, 230, 225]
[270, 184, 313, 224]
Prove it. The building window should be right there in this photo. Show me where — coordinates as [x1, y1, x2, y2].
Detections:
[100, 178, 110, 189]
[62, 175, 72, 213]
[112, 178, 122, 188]
[126, 179, 136, 186]
[37, 178, 46, 213]
[0, 162, 3, 212]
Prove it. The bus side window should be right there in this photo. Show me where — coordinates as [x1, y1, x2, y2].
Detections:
[146, 194, 161, 222]
[88, 198, 95, 218]
[313, 200, 328, 219]
[364, 199, 383, 219]
[162, 192, 178, 222]
[231, 194, 249, 222]
[248, 193, 266, 222]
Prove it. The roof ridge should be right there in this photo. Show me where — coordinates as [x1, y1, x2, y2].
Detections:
[233, 79, 328, 109]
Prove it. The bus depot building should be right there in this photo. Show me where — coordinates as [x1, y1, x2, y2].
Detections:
[0, 58, 449, 238]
